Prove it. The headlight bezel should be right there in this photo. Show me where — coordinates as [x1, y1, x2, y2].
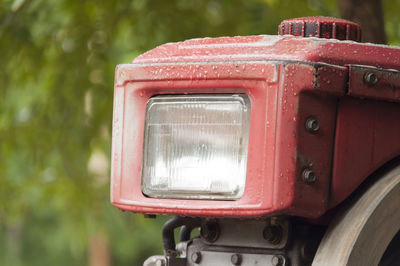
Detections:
[111, 61, 281, 218]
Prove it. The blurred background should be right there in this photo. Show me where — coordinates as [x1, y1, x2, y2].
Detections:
[1, 0, 399, 265]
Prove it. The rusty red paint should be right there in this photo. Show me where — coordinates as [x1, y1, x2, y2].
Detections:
[131, 35, 400, 69]
[272, 64, 344, 217]
[111, 29, 400, 218]
[330, 98, 400, 207]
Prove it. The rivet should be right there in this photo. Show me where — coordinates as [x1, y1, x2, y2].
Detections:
[302, 168, 316, 184]
[364, 72, 378, 86]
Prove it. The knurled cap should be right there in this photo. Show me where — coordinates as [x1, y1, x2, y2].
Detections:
[278, 16, 361, 42]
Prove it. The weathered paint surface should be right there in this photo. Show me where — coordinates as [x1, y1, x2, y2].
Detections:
[132, 35, 400, 70]
[330, 98, 400, 207]
[111, 33, 400, 218]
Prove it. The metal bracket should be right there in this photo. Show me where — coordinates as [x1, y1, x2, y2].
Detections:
[187, 250, 287, 266]
[347, 64, 400, 102]
[203, 218, 289, 249]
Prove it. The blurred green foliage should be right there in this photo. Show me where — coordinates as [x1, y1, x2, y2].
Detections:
[0, 0, 399, 265]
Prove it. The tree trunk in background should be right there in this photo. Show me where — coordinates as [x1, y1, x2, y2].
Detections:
[338, 0, 386, 44]
[88, 149, 111, 266]
[89, 232, 110, 266]
[6, 222, 22, 266]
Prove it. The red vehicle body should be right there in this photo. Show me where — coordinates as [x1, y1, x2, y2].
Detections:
[111, 17, 400, 265]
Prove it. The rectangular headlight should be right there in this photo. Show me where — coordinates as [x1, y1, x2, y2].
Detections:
[141, 94, 251, 200]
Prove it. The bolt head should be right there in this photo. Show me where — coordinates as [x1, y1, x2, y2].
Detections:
[302, 168, 316, 184]
[263, 225, 283, 245]
[305, 117, 320, 133]
[231, 254, 242, 265]
[271, 255, 283, 266]
[191, 252, 202, 264]
[200, 222, 220, 243]
[364, 72, 378, 86]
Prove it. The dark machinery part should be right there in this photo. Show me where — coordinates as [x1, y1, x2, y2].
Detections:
[145, 217, 325, 266]
[162, 217, 201, 255]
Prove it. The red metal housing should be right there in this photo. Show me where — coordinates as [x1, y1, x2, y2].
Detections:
[111, 34, 400, 218]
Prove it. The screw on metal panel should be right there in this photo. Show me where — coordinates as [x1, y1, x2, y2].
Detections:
[364, 72, 379, 86]
[231, 254, 242, 265]
[200, 221, 220, 243]
[302, 168, 316, 184]
[191, 252, 202, 264]
[155, 259, 166, 266]
[263, 225, 283, 245]
[271, 255, 284, 266]
[305, 117, 320, 133]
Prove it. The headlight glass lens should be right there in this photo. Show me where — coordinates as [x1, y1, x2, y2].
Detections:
[141, 94, 251, 200]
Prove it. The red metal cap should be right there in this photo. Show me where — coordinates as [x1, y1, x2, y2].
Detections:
[278, 16, 361, 42]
